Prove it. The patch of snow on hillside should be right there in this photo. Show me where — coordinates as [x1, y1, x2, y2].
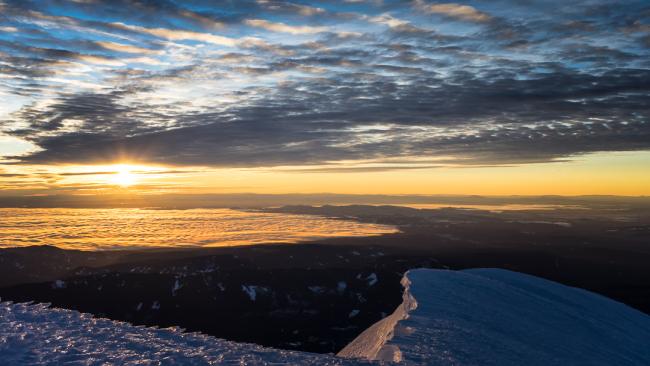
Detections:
[339, 268, 650, 365]
[349, 309, 361, 318]
[242, 285, 258, 301]
[366, 273, 378, 286]
[308, 286, 326, 294]
[171, 278, 182, 296]
[337, 281, 347, 294]
[0, 301, 373, 366]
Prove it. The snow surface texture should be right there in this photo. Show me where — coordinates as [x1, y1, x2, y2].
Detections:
[0, 301, 374, 366]
[339, 268, 650, 365]
[3, 269, 650, 365]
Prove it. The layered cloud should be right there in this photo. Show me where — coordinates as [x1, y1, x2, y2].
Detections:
[0, 0, 648, 168]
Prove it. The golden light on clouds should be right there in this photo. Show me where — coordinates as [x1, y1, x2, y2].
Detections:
[1, 151, 649, 197]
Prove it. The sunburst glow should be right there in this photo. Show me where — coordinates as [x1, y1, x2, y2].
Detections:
[110, 165, 138, 187]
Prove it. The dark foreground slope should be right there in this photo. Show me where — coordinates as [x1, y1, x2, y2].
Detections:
[0, 244, 433, 353]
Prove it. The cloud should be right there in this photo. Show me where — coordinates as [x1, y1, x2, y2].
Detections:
[417, 2, 492, 23]
[256, 1, 326, 16]
[279, 165, 443, 173]
[57, 169, 200, 176]
[110, 23, 238, 46]
[1, 0, 649, 170]
[76, 54, 125, 66]
[175, 9, 226, 29]
[366, 14, 410, 28]
[244, 19, 329, 34]
[95, 41, 160, 54]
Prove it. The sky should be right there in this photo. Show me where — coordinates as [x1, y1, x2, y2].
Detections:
[0, 0, 649, 196]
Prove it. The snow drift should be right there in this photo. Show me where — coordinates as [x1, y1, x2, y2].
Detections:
[0, 301, 371, 365]
[339, 268, 650, 365]
[2, 268, 650, 365]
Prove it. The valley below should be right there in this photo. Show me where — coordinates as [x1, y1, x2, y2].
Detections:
[1, 203, 649, 354]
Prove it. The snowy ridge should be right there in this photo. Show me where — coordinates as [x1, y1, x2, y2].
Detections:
[0, 301, 374, 366]
[3, 269, 650, 365]
[340, 268, 650, 365]
[337, 275, 417, 362]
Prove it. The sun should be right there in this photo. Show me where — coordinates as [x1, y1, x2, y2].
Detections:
[110, 165, 138, 187]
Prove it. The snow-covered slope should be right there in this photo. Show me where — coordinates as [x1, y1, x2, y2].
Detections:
[0, 301, 373, 366]
[340, 268, 650, 365]
[3, 269, 650, 365]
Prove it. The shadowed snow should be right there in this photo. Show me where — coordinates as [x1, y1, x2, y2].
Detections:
[340, 268, 650, 365]
[3, 269, 650, 365]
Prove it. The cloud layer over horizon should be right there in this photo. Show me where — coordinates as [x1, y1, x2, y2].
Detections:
[1, 0, 649, 168]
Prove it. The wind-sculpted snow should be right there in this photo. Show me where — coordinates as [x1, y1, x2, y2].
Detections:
[4, 269, 650, 365]
[0, 301, 375, 366]
[340, 268, 650, 365]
